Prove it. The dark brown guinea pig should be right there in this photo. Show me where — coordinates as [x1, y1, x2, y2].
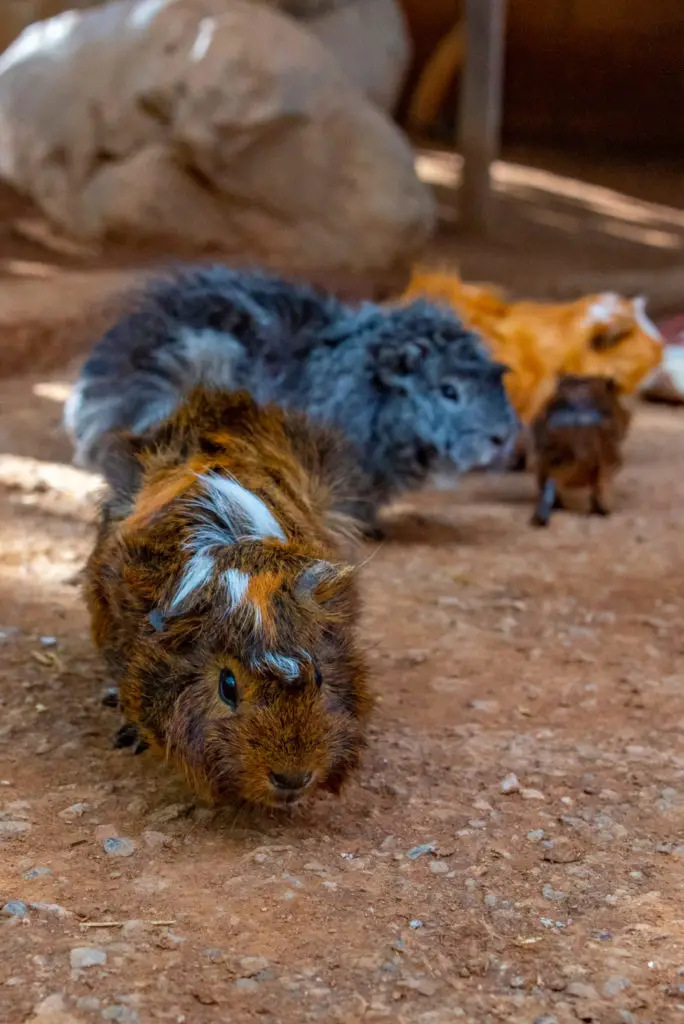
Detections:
[530, 373, 632, 527]
[83, 387, 374, 809]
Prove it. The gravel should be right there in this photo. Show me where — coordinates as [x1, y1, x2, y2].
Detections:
[70, 947, 107, 969]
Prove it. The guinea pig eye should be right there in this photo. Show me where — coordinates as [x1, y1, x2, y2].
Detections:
[441, 382, 460, 402]
[218, 669, 239, 711]
[314, 665, 323, 689]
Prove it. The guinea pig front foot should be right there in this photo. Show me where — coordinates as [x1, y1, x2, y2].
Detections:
[112, 722, 149, 755]
[530, 510, 551, 528]
[589, 497, 610, 517]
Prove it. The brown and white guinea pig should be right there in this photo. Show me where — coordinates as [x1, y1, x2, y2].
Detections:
[529, 374, 632, 527]
[83, 387, 374, 809]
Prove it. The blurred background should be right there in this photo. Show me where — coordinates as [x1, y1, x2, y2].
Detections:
[0, 0, 682, 379]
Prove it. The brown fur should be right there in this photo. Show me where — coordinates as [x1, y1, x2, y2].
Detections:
[83, 387, 374, 808]
[530, 374, 632, 527]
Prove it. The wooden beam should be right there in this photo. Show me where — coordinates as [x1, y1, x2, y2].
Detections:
[457, 0, 507, 233]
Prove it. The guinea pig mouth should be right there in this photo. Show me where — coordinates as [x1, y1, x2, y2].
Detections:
[267, 769, 316, 807]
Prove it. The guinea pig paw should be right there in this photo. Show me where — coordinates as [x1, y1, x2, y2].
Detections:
[112, 722, 141, 750]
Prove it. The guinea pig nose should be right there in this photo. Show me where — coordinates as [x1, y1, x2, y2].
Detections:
[269, 770, 313, 792]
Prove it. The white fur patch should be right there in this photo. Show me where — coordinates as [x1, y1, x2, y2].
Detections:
[223, 568, 250, 608]
[169, 551, 214, 612]
[195, 473, 285, 545]
[262, 652, 308, 681]
[583, 292, 621, 327]
[633, 296, 663, 343]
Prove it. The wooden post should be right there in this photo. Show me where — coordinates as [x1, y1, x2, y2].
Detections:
[457, 0, 507, 233]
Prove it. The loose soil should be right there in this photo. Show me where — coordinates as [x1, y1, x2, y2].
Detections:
[0, 155, 683, 1024]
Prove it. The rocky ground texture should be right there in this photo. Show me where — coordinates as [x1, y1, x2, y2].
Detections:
[1, 362, 683, 1024]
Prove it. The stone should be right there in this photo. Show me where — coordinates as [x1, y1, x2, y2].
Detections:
[566, 981, 599, 1000]
[70, 947, 107, 969]
[103, 837, 135, 858]
[602, 976, 631, 998]
[304, 0, 410, 112]
[2, 900, 28, 918]
[142, 830, 172, 849]
[0, 818, 31, 837]
[542, 838, 582, 863]
[58, 802, 90, 821]
[101, 1006, 139, 1023]
[24, 866, 52, 880]
[0, 0, 433, 277]
[239, 956, 270, 976]
[501, 772, 520, 794]
[233, 978, 260, 993]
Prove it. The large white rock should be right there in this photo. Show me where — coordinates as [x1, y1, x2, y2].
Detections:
[0, 0, 434, 273]
[306, 0, 411, 113]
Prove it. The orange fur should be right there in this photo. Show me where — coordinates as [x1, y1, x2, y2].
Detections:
[84, 388, 374, 809]
[404, 270, 662, 424]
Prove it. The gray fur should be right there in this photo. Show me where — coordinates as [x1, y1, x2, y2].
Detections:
[65, 265, 519, 529]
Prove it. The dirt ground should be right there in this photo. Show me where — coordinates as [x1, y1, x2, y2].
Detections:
[1, 153, 684, 1024]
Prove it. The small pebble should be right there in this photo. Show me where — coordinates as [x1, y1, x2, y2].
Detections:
[30, 901, 70, 919]
[2, 900, 28, 918]
[32, 994, 66, 1014]
[468, 699, 500, 713]
[95, 824, 119, 842]
[521, 788, 546, 801]
[101, 1006, 139, 1023]
[409, 919, 424, 929]
[566, 981, 599, 1000]
[76, 997, 101, 1012]
[407, 843, 436, 860]
[501, 772, 520, 794]
[0, 819, 31, 836]
[509, 975, 525, 989]
[429, 860, 449, 874]
[239, 956, 270, 976]
[59, 802, 90, 821]
[70, 946, 107, 969]
[233, 978, 259, 993]
[103, 837, 135, 858]
[542, 884, 566, 901]
[142, 830, 171, 849]
[24, 867, 52, 880]
[603, 975, 631, 998]
[542, 838, 581, 863]
[39, 636, 58, 647]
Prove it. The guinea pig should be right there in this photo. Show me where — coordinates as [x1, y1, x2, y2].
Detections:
[64, 264, 519, 539]
[83, 386, 374, 809]
[529, 373, 632, 527]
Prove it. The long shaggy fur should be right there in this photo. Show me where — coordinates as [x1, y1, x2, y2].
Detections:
[84, 387, 374, 808]
[65, 265, 519, 532]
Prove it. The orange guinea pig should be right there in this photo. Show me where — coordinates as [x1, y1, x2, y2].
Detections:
[84, 387, 374, 809]
[529, 374, 632, 528]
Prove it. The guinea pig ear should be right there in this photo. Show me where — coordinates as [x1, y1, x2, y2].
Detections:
[375, 340, 429, 390]
[295, 561, 355, 611]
